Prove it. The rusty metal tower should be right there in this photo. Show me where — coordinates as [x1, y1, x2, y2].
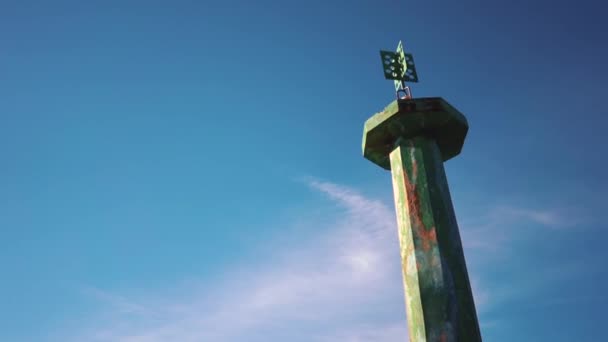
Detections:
[362, 41, 482, 341]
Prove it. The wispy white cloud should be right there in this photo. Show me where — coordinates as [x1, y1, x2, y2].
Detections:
[456, 201, 594, 325]
[458, 202, 589, 258]
[81, 287, 151, 317]
[73, 180, 407, 342]
[488, 204, 586, 228]
[69, 179, 589, 342]
[462, 204, 586, 232]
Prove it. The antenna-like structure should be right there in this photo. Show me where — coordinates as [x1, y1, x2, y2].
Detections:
[380, 41, 419, 100]
[363, 40, 482, 341]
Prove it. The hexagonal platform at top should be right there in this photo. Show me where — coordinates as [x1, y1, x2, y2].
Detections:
[362, 97, 469, 170]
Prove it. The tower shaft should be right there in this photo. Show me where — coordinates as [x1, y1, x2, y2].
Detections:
[390, 136, 481, 341]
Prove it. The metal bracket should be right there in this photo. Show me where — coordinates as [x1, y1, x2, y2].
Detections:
[380, 40, 419, 94]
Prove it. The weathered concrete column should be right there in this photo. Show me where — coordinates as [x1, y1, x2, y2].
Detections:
[362, 97, 481, 341]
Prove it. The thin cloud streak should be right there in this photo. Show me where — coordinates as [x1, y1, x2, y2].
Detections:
[75, 180, 407, 342]
[70, 179, 587, 341]
[458, 202, 589, 257]
[463, 204, 586, 232]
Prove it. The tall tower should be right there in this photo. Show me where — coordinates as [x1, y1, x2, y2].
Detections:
[362, 41, 482, 341]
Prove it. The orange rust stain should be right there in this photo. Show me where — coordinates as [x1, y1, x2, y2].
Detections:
[401, 149, 438, 255]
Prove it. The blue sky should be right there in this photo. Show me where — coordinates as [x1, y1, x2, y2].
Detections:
[1, 0, 606, 341]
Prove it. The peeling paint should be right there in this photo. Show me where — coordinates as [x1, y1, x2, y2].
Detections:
[388, 136, 481, 342]
[363, 98, 481, 341]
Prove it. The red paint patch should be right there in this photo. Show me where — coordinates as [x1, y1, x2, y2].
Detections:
[401, 146, 438, 258]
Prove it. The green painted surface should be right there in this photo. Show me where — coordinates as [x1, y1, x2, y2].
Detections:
[380, 40, 419, 89]
[362, 98, 468, 170]
[363, 99, 481, 341]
